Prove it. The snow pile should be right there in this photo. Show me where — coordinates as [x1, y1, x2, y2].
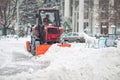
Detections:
[115, 38, 120, 48]
[33, 44, 120, 80]
[0, 38, 120, 80]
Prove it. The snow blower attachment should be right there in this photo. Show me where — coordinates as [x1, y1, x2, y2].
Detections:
[26, 8, 71, 56]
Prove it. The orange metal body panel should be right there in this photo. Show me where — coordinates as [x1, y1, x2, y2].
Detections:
[36, 44, 51, 56]
[26, 41, 30, 52]
[57, 43, 71, 47]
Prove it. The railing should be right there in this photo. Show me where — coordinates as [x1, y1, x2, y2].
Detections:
[97, 34, 120, 47]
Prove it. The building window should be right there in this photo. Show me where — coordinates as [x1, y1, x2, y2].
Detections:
[114, 0, 120, 23]
[56, 0, 60, 2]
[84, 22, 88, 29]
[84, 0, 89, 19]
[101, 22, 108, 35]
[116, 23, 120, 34]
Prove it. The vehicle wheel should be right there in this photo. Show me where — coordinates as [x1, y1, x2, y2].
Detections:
[30, 36, 36, 56]
[76, 39, 80, 43]
[64, 40, 69, 43]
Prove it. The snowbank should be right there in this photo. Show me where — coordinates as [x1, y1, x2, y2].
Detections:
[0, 38, 120, 80]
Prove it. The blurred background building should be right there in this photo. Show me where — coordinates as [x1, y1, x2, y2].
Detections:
[42, 0, 120, 36]
[0, 0, 119, 37]
[65, 0, 119, 36]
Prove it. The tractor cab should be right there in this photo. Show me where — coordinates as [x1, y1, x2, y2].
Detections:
[35, 8, 63, 44]
[38, 8, 61, 27]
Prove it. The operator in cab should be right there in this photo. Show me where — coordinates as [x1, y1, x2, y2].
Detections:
[43, 14, 51, 26]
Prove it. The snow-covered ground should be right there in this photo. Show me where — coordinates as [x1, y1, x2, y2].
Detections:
[0, 37, 120, 80]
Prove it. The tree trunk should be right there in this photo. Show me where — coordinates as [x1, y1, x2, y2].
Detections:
[3, 27, 7, 35]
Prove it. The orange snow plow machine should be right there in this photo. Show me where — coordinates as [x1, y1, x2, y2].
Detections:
[26, 8, 71, 56]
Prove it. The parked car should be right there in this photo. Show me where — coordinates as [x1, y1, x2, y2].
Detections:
[60, 32, 85, 43]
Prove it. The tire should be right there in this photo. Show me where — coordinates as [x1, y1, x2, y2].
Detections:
[30, 36, 36, 56]
[76, 39, 80, 43]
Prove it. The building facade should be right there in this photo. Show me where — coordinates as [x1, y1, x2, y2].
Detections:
[63, 0, 120, 36]
[42, 0, 120, 36]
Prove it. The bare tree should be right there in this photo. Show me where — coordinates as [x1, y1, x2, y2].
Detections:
[95, 0, 120, 34]
[0, 0, 17, 35]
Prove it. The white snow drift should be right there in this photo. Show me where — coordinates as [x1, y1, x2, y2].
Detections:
[0, 37, 120, 80]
